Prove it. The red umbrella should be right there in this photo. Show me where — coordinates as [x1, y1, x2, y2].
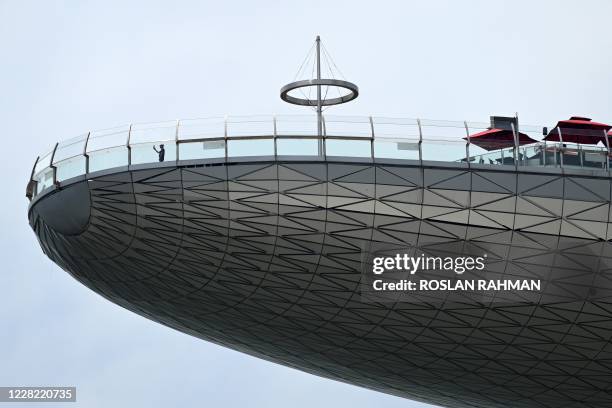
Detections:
[545, 117, 611, 144]
[465, 128, 538, 151]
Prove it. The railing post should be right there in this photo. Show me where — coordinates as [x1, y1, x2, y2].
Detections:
[26, 156, 40, 200]
[603, 129, 610, 171]
[463, 121, 470, 167]
[416, 119, 423, 165]
[175, 119, 180, 163]
[558, 127, 564, 168]
[50, 142, 59, 187]
[321, 114, 327, 159]
[224, 115, 228, 161]
[273, 116, 278, 159]
[126, 124, 132, 166]
[83, 131, 91, 174]
[511, 122, 519, 169]
[369, 116, 375, 160]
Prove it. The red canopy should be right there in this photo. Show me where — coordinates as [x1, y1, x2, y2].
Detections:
[465, 128, 538, 151]
[545, 117, 611, 144]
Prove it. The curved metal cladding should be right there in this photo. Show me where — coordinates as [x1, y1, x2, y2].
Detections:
[29, 160, 612, 408]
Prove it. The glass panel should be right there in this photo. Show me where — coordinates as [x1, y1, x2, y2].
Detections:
[276, 138, 319, 156]
[325, 139, 371, 157]
[227, 115, 273, 137]
[130, 121, 176, 144]
[56, 156, 86, 181]
[131, 142, 176, 165]
[471, 147, 514, 166]
[324, 115, 371, 138]
[227, 139, 274, 157]
[518, 145, 543, 167]
[371, 117, 420, 139]
[583, 148, 607, 169]
[87, 125, 130, 153]
[54, 134, 87, 163]
[275, 115, 318, 136]
[374, 138, 419, 160]
[464, 122, 492, 163]
[421, 120, 467, 163]
[179, 140, 226, 160]
[178, 117, 225, 140]
[35, 167, 55, 194]
[89, 146, 128, 172]
[560, 142, 583, 168]
[421, 139, 466, 162]
[34, 149, 54, 175]
[516, 124, 545, 167]
[542, 143, 559, 166]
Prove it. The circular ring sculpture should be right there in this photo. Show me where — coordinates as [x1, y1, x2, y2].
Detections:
[280, 79, 359, 106]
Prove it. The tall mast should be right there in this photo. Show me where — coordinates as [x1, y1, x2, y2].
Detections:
[280, 36, 359, 157]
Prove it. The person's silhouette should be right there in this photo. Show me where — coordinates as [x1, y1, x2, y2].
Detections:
[153, 144, 165, 162]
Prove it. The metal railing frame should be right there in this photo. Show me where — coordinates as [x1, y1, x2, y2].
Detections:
[49, 142, 59, 187]
[29, 115, 612, 199]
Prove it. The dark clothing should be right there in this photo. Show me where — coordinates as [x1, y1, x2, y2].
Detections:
[154, 146, 165, 162]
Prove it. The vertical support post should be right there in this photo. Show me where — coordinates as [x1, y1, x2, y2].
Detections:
[369, 116, 375, 160]
[126, 124, 132, 166]
[50, 142, 59, 187]
[558, 127, 564, 168]
[511, 122, 519, 169]
[273, 116, 278, 159]
[26, 156, 40, 200]
[416, 119, 423, 165]
[224, 115, 228, 161]
[463, 121, 470, 167]
[175, 119, 180, 163]
[316, 35, 323, 156]
[321, 114, 327, 158]
[83, 131, 91, 174]
[603, 129, 610, 171]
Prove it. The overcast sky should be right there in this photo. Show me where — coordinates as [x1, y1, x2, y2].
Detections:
[2, 1, 612, 407]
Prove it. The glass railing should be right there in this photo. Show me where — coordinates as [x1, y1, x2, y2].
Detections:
[27, 115, 612, 199]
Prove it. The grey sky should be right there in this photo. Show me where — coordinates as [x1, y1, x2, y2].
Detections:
[2, 1, 611, 407]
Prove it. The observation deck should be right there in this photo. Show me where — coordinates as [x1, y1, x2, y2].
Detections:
[26, 114, 612, 202]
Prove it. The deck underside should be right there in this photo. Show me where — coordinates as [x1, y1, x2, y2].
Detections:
[29, 161, 612, 408]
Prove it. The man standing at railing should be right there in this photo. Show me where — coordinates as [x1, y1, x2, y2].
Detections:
[153, 144, 165, 162]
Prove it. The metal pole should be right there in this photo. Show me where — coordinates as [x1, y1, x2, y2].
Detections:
[603, 129, 610, 171]
[83, 131, 91, 174]
[26, 156, 40, 200]
[175, 119, 180, 163]
[463, 121, 470, 167]
[273, 116, 278, 158]
[416, 119, 423, 165]
[316, 35, 323, 155]
[369, 116, 375, 160]
[224, 115, 228, 161]
[511, 122, 519, 169]
[126, 124, 132, 166]
[558, 127, 564, 168]
[50, 142, 59, 187]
